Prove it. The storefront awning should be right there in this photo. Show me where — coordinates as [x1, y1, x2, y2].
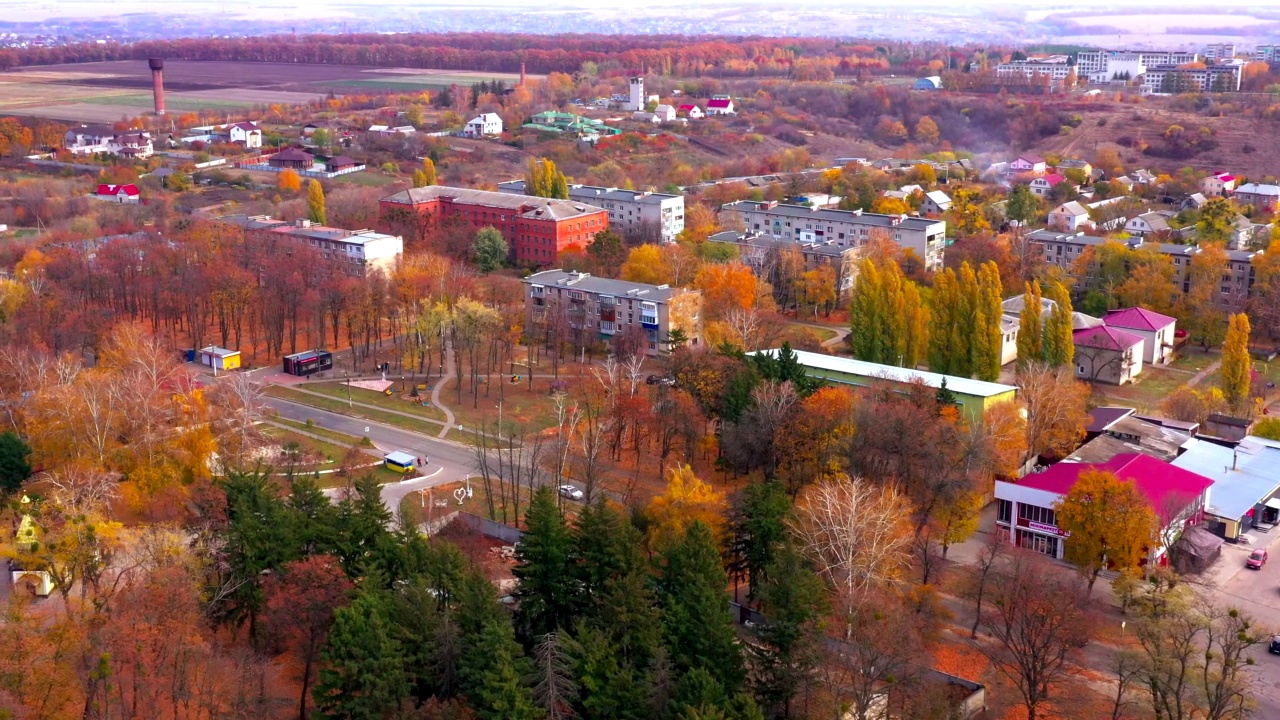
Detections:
[1265, 497, 1280, 511]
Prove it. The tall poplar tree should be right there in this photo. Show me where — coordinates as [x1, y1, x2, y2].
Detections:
[307, 180, 327, 225]
[527, 157, 569, 199]
[1043, 281, 1075, 368]
[1017, 281, 1044, 370]
[421, 157, 437, 185]
[949, 262, 979, 377]
[850, 259, 887, 363]
[929, 267, 958, 373]
[1220, 312, 1252, 413]
[974, 261, 1004, 381]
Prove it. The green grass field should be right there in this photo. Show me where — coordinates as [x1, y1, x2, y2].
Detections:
[76, 93, 255, 111]
[335, 171, 399, 187]
[265, 385, 447, 437]
[303, 381, 448, 423]
[262, 426, 402, 487]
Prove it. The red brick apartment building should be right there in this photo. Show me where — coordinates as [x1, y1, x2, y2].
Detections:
[379, 186, 609, 265]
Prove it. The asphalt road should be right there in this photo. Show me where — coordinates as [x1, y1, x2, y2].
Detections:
[266, 396, 475, 526]
[1211, 535, 1280, 717]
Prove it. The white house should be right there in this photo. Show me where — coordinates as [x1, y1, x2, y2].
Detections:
[1029, 173, 1067, 197]
[1073, 325, 1145, 385]
[705, 96, 735, 115]
[653, 104, 677, 122]
[107, 132, 153, 160]
[1124, 212, 1173, 237]
[228, 122, 262, 148]
[63, 124, 114, 155]
[677, 104, 704, 119]
[1200, 172, 1236, 197]
[1048, 201, 1092, 232]
[463, 113, 503, 138]
[1009, 154, 1047, 175]
[920, 190, 952, 215]
[1104, 307, 1177, 366]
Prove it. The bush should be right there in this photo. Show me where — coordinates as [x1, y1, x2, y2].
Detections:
[1253, 416, 1280, 441]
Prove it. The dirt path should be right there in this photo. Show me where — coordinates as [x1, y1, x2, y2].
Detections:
[1186, 359, 1221, 388]
[793, 321, 851, 350]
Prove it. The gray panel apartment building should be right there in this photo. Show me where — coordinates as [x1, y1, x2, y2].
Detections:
[499, 180, 685, 243]
[720, 200, 947, 270]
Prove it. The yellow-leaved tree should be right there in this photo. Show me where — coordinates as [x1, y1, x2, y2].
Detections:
[646, 464, 727, 551]
[620, 244, 671, 286]
[1054, 469, 1159, 595]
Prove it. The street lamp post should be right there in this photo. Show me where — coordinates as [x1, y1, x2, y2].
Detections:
[344, 371, 352, 407]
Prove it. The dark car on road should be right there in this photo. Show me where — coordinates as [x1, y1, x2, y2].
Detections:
[1271, 635, 1280, 655]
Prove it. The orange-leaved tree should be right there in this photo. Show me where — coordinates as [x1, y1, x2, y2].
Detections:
[1054, 469, 1159, 594]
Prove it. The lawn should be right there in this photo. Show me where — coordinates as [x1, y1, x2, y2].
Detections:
[1089, 365, 1191, 412]
[261, 426, 402, 488]
[1167, 347, 1218, 373]
[335, 171, 399, 187]
[271, 416, 370, 446]
[265, 385, 446, 436]
[448, 380, 567, 435]
[303, 381, 448, 423]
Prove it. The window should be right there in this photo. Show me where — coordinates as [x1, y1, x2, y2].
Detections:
[997, 499, 1012, 524]
[1018, 503, 1057, 527]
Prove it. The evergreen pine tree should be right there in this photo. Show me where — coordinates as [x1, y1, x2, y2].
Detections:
[657, 522, 744, 693]
[1043, 281, 1076, 368]
[750, 544, 826, 719]
[1017, 281, 1044, 370]
[313, 591, 408, 720]
[935, 377, 958, 407]
[569, 624, 652, 720]
[515, 485, 579, 639]
[733, 479, 790, 602]
[471, 620, 538, 720]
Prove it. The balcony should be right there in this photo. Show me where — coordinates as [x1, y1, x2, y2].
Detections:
[600, 321, 616, 335]
[640, 314, 659, 329]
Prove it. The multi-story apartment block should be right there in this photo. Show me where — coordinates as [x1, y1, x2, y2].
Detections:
[379, 186, 609, 266]
[721, 200, 948, 270]
[1203, 44, 1237, 62]
[219, 215, 404, 276]
[1076, 50, 1198, 84]
[1027, 230, 1262, 310]
[705, 230, 861, 297]
[497, 180, 684, 243]
[994, 56, 1075, 86]
[522, 270, 702, 357]
[1255, 44, 1280, 64]
[1140, 63, 1242, 94]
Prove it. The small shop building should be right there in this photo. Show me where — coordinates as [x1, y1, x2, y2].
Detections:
[995, 453, 1214, 563]
[198, 346, 241, 371]
[1171, 436, 1280, 542]
[384, 450, 417, 474]
[283, 349, 334, 376]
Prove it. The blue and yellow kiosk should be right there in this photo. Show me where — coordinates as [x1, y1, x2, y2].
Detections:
[384, 450, 417, 474]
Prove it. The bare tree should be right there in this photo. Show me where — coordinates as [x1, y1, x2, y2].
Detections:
[530, 632, 579, 720]
[790, 475, 913, 621]
[41, 465, 121, 515]
[977, 550, 1090, 720]
[1109, 649, 1145, 720]
[824, 597, 922, 720]
[966, 532, 1009, 639]
[1018, 362, 1090, 463]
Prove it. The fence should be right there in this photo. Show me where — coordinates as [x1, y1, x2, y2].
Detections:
[419, 510, 524, 545]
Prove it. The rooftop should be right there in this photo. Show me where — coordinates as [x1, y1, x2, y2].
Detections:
[1105, 307, 1177, 332]
[1074, 325, 1144, 351]
[750, 348, 1018, 399]
[706, 230, 858, 258]
[1085, 406, 1135, 434]
[1171, 437, 1280, 520]
[1235, 183, 1280, 196]
[522, 269, 684, 303]
[1016, 453, 1214, 513]
[1065, 415, 1196, 464]
[497, 179, 680, 204]
[723, 200, 944, 231]
[382, 186, 606, 221]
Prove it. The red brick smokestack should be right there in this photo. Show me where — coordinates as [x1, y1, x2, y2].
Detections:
[520, 62, 526, 87]
[148, 58, 166, 116]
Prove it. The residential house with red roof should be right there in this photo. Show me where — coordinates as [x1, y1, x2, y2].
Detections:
[93, 183, 140, 204]
[995, 453, 1214, 563]
[228, 121, 262, 149]
[677, 104, 704, 119]
[1104, 307, 1177, 365]
[705, 96, 735, 115]
[1073, 324, 1145, 385]
[1029, 172, 1071, 197]
[1200, 172, 1236, 197]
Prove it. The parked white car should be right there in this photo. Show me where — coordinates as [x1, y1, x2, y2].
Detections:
[558, 484, 584, 501]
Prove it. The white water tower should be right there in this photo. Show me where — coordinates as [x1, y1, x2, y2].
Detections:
[628, 76, 645, 112]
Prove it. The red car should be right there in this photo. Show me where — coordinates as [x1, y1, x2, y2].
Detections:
[1247, 549, 1268, 569]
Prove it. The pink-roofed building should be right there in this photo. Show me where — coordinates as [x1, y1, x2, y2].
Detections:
[93, 183, 140, 204]
[994, 453, 1213, 563]
[1104, 307, 1177, 366]
[1073, 325, 1145, 385]
[677, 104, 704, 119]
[1009, 154, 1047, 175]
[1200, 172, 1236, 197]
[1029, 173, 1071, 197]
[705, 96, 735, 115]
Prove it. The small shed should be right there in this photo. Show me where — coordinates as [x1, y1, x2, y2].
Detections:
[1170, 525, 1224, 575]
[198, 345, 241, 371]
[384, 450, 417, 474]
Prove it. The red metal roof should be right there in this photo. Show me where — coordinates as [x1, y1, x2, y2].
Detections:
[678, 104, 698, 111]
[1073, 325, 1143, 351]
[96, 183, 139, 196]
[1105, 307, 1177, 332]
[1039, 173, 1066, 185]
[707, 98, 733, 108]
[1015, 454, 1214, 510]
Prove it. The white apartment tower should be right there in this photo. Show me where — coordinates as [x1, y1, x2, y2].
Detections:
[628, 77, 645, 112]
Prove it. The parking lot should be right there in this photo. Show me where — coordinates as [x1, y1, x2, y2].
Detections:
[1210, 532, 1280, 716]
